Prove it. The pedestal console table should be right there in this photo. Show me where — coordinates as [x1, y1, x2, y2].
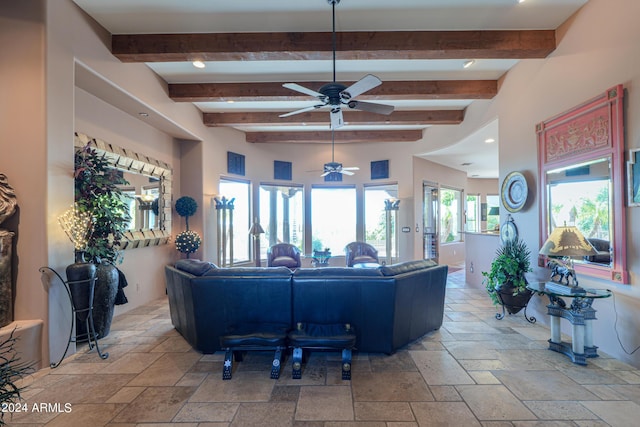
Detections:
[527, 282, 611, 365]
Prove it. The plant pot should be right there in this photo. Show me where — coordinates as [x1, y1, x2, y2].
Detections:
[496, 284, 533, 315]
[77, 263, 118, 340]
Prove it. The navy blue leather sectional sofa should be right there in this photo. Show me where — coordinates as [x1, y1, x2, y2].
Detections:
[164, 259, 448, 354]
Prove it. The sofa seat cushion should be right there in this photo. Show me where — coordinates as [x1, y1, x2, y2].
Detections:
[175, 259, 217, 276]
[288, 323, 356, 348]
[353, 255, 378, 264]
[220, 323, 289, 347]
[270, 256, 299, 268]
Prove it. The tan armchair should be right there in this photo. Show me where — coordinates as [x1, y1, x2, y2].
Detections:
[267, 243, 302, 268]
[344, 241, 379, 267]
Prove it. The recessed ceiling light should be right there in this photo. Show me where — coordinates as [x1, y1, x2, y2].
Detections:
[192, 60, 206, 69]
[484, 138, 496, 143]
[226, 100, 235, 104]
[463, 59, 476, 69]
[518, 0, 526, 3]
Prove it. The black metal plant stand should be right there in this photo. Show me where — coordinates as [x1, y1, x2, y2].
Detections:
[40, 266, 109, 368]
[494, 288, 536, 323]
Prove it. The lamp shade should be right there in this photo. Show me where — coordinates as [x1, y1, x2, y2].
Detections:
[249, 219, 265, 236]
[488, 206, 500, 216]
[539, 224, 597, 257]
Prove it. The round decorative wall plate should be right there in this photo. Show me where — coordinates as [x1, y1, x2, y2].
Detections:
[501, 171, 528, 212]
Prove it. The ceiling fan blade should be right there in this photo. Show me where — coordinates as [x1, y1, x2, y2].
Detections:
[341, 166, 360, 171]
[283, 82, 325, 99]
[340, 74, 382, 100]
[279, 104, 325, 118]
[321, 170, 332, 177]
[340, 169, 355, 176]
[347, 100, 394, 115]
[330, 108, 344, 129]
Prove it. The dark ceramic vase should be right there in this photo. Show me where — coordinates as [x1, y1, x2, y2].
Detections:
[76, 262, 118, 339]
[65, 252, 97, 325]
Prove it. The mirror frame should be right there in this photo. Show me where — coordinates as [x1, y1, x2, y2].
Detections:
[537, 85, 627, 283]
[74, 132, 172, 249]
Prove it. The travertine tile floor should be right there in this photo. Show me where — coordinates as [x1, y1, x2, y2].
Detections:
[6, 270, 640, 426]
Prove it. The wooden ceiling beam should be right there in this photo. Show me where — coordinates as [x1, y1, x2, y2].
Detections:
[246, 130, 423, 144]
[171, 80, 497, 102]
[112, 30, 555, 62]
[204, 110, 464, 127]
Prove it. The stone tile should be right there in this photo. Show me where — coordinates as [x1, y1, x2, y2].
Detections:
[19, 373, 135, 405]
[126, 351, 201, 386]
[581, 400, 640, 427]
[173, 402, 240, 422]
[524, 400, 599, 420]
[409, 350, 475, 385]
[354, 402, 414, 422]
[442, 341, 500, 359]
[296, 386, 353, 421]
[352, 371, 433, 402]
[111, 386, 197, 422]
[189, 370, 275, 402]
[175, 372, 208, 387]
[41, 403, 125, 427]
[105, 386, 146, 403]
[493, 370, 600, 401]
[369, 351, 418, 372]
[468, 370, 501, 384]
[430, 385, 463, 401]
[100, 351, 163, 374]
[411, 401, 482, 426]
[270, 385, 300, 402]
[456, 385, 537, 421]
[230, 402, 296, 426]
[149, 335, 194, 352]
[443, 321, 503, 335]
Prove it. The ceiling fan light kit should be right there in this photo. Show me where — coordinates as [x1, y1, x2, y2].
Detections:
[280, 0, 394, 130]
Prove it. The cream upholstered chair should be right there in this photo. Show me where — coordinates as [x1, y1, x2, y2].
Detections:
[267, 243, 302, 268]
[344, 241, 379, 267]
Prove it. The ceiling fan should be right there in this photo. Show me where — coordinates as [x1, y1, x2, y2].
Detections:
[279, 0, 394, 129]
[320, 129, 359, 176]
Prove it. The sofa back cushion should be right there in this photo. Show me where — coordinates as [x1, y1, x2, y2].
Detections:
[379, 259, 438, 276]
[175, 259, 217, 276]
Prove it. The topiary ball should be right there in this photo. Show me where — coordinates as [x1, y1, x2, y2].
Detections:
[175, 230, 202, 254]
[175, 196, 198, 218]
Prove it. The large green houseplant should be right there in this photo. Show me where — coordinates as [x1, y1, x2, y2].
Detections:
[74, 142, 131, 338]
[482, 237, 533, 313]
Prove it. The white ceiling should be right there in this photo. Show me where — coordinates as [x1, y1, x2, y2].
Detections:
[71, 0, 589, 178]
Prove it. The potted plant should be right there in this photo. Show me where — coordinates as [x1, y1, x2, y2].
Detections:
[74, 142, 131, 339]
[1, 329, 34, 426]
[482, 236, 533, 316]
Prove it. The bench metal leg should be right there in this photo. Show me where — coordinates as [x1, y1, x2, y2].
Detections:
[292, 347, 303, 379]
[342, 348, 352, 380]
[223, 349, 233, 380]
[271, 347, 283, 379]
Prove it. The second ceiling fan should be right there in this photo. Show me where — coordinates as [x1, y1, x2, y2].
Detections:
[279, 0, 394, 129]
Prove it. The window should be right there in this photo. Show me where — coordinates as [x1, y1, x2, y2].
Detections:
[364, 184, 398, 258]
[219, 178, 251, 264]
[311, 186, 356, 253]
[486, 194, 499, 231]
[465, 194, 479, 232]
[259, 184, 304, 254]
[440, 187, 462, 243]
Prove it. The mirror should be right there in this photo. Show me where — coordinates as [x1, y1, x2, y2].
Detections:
[537, 85, 627, 283]
[74, 132, 172, 249]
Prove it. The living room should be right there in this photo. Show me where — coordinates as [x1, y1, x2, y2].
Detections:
[2, 0, 640, 416]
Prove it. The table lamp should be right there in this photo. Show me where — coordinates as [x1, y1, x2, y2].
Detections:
[539, 223, 597, 294]
[249, 218, 265, 267]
